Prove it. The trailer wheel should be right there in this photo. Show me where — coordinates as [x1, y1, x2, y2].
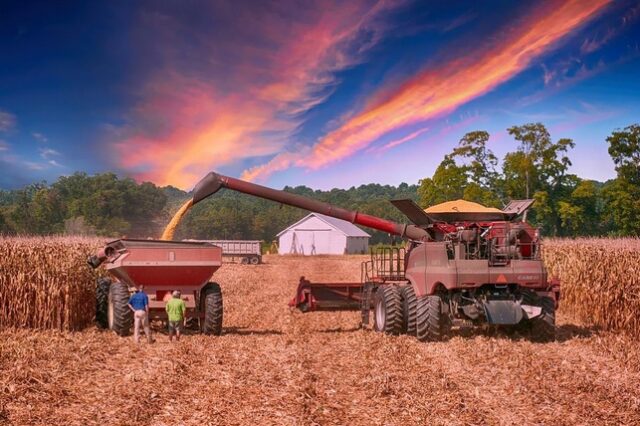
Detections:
[249, 256, 260, 265]
[401, 285, 418, 336]
[96, 277, 111, 329]
[201, 282, 223, 335]
[373, 285, 403, 335]
[108, 281, 132, 336]
[416, 295, 449, 342]
[529, 296, 556, 342]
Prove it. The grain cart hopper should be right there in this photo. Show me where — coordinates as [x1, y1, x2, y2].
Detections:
[190, 171, 560, 342]
[88, 239, 223, 336]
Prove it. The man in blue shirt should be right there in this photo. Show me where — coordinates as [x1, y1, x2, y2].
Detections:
[128, 285, 152, 343]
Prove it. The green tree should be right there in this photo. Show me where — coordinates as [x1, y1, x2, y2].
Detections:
[607, 124, 640, 185]
[418, 157, 467, 207]
[504, 123, 576, 234]
[604, 124, 640, 235]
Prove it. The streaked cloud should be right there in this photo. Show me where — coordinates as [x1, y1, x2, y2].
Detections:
[242, 0, 611, 181]
[39, 147, 60, 159]
[32, 132, 49, 143]
[113, 0, 403, 188]
[0, 140, 9, 151]
[0, 111, 16, 132]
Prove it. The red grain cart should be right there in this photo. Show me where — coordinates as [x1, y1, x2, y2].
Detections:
[89, 239, 223, 336]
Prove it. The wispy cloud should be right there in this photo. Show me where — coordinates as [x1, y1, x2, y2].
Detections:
[112, 0, 404, 188]
[373, 126, 430, 153]
[39, 147, 60, 159]
[32, 132, 49, 143]
[0, 140, 9, 151]
[0, 111, 16, 132]
[243, 0, 610, 181]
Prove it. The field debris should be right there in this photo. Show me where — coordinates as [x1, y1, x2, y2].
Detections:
[1, 255, 640, 425]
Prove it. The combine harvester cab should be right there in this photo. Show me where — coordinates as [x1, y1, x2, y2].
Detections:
[89, 239, 224, 336]
[188, 171, 561, 342]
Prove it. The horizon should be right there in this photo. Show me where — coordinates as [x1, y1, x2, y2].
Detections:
[1, 1, 639, 191]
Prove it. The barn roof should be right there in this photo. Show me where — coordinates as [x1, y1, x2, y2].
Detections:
[277, 213, 370, 238]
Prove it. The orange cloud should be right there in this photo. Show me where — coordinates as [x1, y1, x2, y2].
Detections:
[243, 0, 610, 181]
[113, 1, 399, 188]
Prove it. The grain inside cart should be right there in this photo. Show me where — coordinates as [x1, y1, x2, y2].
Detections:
[89, 239, 223, 336]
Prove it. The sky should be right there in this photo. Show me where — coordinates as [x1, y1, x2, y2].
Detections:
[1, 0, 639, 190]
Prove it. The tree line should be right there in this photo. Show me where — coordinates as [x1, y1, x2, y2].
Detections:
[0, 123, 638, 241]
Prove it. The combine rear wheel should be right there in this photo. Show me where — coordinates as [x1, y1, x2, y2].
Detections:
[529, 296, 556, 342]
[401, 285, 417, 336]
[108, 281, 132, 336]
[373, 285, 403, 335]
[201, 282, 223, 335]
[416, 294, 450, 342]
[517, 292, 556, 342]
[96, 277, 111, 329]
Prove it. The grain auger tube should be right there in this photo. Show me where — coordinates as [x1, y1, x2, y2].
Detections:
[192, 172, 430, 241]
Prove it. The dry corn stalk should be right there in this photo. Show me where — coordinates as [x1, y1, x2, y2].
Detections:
[543, 238, 640, 337]
[0, 236, 105, 330]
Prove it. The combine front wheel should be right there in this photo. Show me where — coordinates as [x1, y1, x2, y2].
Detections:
[201, 282, 223, 335]
[373, 285, 403, 335]
[108, 281, 132, 336]
[416, 295, 449, 342]
[96, 277, 111, 329]
[401, 285, 418, 336]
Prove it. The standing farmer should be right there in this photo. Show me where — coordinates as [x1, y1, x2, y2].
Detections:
[166, 290, 187, 342]
[128, 285, 152, 343]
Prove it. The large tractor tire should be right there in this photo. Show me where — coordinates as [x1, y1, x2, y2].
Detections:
[108, 281, 132, 336]
[373, 285, 403, 335]
[201, 282, 223, 335]
[416, 294, 450, 342]
[517, 292, 556, 342]
[401, 285, 418, 336]
[526, 296, 556, 342]
[96, 277, 111, 329]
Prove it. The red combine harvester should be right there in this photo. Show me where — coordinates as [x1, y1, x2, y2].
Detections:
[89, 239, 223, 336]
[190, 172, 560, 342]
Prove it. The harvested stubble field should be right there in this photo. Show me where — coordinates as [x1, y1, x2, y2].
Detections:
[1, 242, 640, 425]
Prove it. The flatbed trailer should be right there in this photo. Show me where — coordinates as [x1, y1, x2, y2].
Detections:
[185, 239, 262, 264]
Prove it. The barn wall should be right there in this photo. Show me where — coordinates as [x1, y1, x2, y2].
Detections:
[278, 216, 350, 255]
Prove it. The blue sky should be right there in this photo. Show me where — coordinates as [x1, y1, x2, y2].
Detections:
[0, 0, 639, 190]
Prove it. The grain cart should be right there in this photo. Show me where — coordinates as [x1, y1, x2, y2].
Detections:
[88, 239, 223, 336]
[188, 172, 560, 341]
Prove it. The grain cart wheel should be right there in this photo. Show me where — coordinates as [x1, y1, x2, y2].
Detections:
[108, 282, 132, 336]
[416, 295, 449, 342]
[201, 282, 223, 335]
[249, 256, 260, 265]
[530, 297, 556, 342]
[96, 277, 111, 329]
[401, 285, 418, 336]
[373, 285, 403, 335]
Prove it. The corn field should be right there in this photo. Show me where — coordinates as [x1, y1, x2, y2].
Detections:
[0, 237, 105, 330]
[543, 238, 640, 337]
[1, 236, 639, 336]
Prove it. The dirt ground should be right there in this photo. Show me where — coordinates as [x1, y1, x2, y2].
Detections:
[1, 255, 640, 425]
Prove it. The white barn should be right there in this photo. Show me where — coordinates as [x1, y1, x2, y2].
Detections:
[277, 213, 370, 255]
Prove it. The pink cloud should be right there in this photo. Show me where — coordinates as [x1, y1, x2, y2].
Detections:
[243, 0, 611, 182]
[112, 1, 402, 188]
